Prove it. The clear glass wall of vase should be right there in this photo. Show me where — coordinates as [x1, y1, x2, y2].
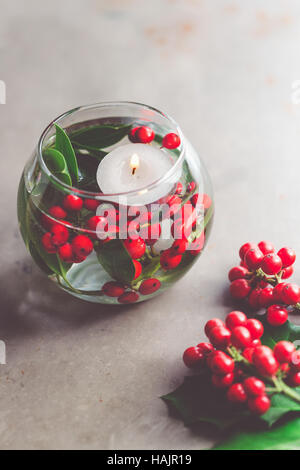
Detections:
[17, 102, 214, 304]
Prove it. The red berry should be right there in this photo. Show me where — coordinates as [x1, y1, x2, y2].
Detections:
[248, 287, 262, 309]
[175, 182, 183, 195]
[245, 319, 264, 340]
[231, 326, 252, 350]
[49, 205, 67, 220]
[124, 237, 146, 259]
[227, 383, 247, 403]
[273, 283, 287, 303]
[267, 304, 288, 326]
[281, 283, 300, 305]
[253, 346, 279, 376]
[258, 240, 275, 255]
[183, 346, 204, 369]
[196, 342, 215, 356]
[209, 326, 231, 349]
[50, 223, 69, 246]
[212, 373, 234, 388]
[274, 341, 296, 363]
[58, 243, 73, 262]
[162, 133, 181, 149]
[243, 347, 255, 363]
[230, 279, 251, 299]
[143, 222, 161, 246]
[186, 181, 196, 193]
[239, 242, 257, 261]
[84, 199, 100, 211]
[280, 363, 291, 374]
[282, 266, 294, 279]
[165, 194, 182, 217]
[195, 193, 212, 210]
[128, 126, 139, 143]
[139, 278, 161, 295]
[259, 287, 274, 308]
[260, 253, 282, 275]
[72, 235, 93, 257]
[133, 260, 142, 280]
[118, 291, 139, 304]
[42, 232, 57, 253]
[277, 247, 296, 268]
[288, 371, 300, 387]
[86, 215, 108, 239]
[243, 377, 265, 397]
[135, 126, 155, 143]
[171, 238, 188, 255]
[204, 319, 225, 338]
[248, 395, 270, 415]
[209, 351, 234, 375]
[225, 311, 247, 331]
[160, 249, 182, 270]
[244, 248, 264, 270]
[103, 281, 125, 297]
[252, 338, 262, 347]
[228, 266, 249, 282]
[63, 194, 83, 212]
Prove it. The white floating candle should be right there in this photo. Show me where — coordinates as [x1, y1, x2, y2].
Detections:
[96, 143, 178, 205]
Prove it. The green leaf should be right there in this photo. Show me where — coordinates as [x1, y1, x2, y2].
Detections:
[96, 239, 136, 283]
[161, 373, 250, 431]
[43, 148, 72, 186]
[28, 241, 53, 275]
[161, 374, 300, 433]
[17, 173, 30, 247]
[212, 418, 300, 450]
[261, 318, 300, 349]
[55, 124, 79, 182]
[260, 389, 300, 426]
[70, 124, 132, 149]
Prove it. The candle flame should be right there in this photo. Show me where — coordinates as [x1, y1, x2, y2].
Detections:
[130, 153, 139, 175]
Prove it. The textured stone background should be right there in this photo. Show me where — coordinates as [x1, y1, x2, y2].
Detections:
[1, 0, 300, 450]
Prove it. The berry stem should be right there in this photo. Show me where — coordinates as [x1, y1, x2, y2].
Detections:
[273, 376, 300, 403]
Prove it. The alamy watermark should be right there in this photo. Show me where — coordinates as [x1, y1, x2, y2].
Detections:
[0, 80, 6, 104]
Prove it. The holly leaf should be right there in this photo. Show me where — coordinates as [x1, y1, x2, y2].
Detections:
[55, 124, 79, 182]
[260, 389, 300, 426]
[260, 318, 300, 348]
[96, 239, 136, 283]
[71, 124, 132, 149]
[161, 373, 249, 431]
[161, 374, 300, 433]
[212, 417, 300, 450]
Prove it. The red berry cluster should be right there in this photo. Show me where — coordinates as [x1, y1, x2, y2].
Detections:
[129, 125, 181, 149]
[40, 175, 210, 303]
[228, 241, 299, 326]
[183, 311, 300, 416]
[41, 195, 93, 264]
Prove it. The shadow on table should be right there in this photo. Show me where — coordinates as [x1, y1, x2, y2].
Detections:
[0, 254, 138, 342]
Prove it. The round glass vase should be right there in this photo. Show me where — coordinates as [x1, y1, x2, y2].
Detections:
[17, 102, 214, 304]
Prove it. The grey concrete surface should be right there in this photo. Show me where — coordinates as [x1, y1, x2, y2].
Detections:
[1, 0, 300, 450]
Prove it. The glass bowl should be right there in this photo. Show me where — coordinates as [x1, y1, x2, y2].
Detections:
[17, 102, 214, 304]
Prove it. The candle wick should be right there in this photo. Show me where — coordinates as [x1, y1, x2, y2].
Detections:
[132, 167, 137, 175]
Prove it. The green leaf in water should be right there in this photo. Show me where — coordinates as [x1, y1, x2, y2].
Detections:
[96, 239, 136, 284]
[70, 124, 132, 149]
[43, 148, 72, 186]
[55, 124, 79, 182]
